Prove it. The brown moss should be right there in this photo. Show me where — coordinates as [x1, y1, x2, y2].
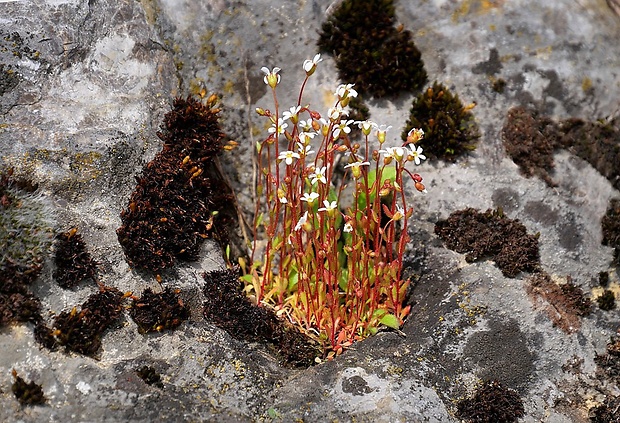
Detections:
[129, 287, 190, 334]
[589, 394, 620, 423]
[434, 208, 540, 277]
[117, 96, 235, 274]
[601, 198, 620, 267]
[527, 272, 591, 333]
[203, 268, 320, 367]
[501, 106, 559, 186]
[402, 82, 479, 162]
[53, 228, 98, 288]
[317, 0, 426, 98]
[455, 380, 524, 423]
[40, 287, 124, 357]
[11, 369, 46, 406]
[597, 290, 616, 311]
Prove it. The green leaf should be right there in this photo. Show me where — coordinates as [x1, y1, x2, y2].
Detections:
[240, 274, 253, 284]
[379, 313, 400, 329]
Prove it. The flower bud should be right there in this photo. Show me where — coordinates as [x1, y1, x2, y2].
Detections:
[415, 181, 427, 193]
[255, 107, 266, 116]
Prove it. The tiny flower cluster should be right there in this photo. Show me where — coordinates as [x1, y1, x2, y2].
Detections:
[248, 54, 428, 357]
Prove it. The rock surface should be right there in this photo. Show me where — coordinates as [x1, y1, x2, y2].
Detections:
[1, 0, 619, 422]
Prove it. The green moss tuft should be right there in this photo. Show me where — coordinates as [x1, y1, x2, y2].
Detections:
[402, 82, 479, 162]
[318, 0, 427, 98]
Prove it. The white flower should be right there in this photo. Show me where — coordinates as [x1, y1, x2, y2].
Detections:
[298, 119, 313, 132]
[296, 141, 315, 157]
[298, 131, 316, 146]
[335, 83, 358, 100]
[294, 211, 308, 231]
[343, 222, 353, 233]
[282, 106, 301, 123]
[300, 191, 320, 204]
[355, 120, 375, 136]
[374, 124, 392, 144]
[278, 150, 300, 165]
[268, 118, 288, 135]
[318, 200, 337, 212]
[328, 106, 348, 123]
[380, 146, 407, 162]
[279, 196, 288, 204]
[309, 166, 327, 185]
[408, 145, 426, 165]
[344, 161, 370, 178]
[333, 119, 354, 139]
[261, 66, 281, 88]
[303, 53, 322, 76]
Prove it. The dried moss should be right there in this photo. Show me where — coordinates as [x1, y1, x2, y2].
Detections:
[589, 395, 620, 423]
[456, 380, 524, 423]
[594, 338, 620, 389]
[597, 290, 616, 311]
[129, 287, 190, 334]
[136, 365, 164, 389]
[402, 82, 479, 162]
[117, 96, 235, 274]
[434, 208, 540, 277]
[53, 229, 98, 288]
[317, 0, 426, 98]
[11, 369, 46, 406]
[203, 268, 320, 367]
[602, 198, 620, 267]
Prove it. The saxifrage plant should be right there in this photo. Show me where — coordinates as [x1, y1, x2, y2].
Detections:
[242, 54, 427, 358]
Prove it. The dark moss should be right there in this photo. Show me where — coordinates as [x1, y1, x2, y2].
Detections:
[434, 208, 540, 277]
[456, 380, 524, 423]
[136, 365, 164, 389]
[599, 271, 610, 287]
[594, 338, 620, 388]
[129, 287, 190, 334]
[602, 198, 620, 267]
[317, 0, 426, 98]
[42, 287, 124, 357]
[492, 78, 507, 93]
[203, 268, 321, 367]
[560, 277, 592, 316]
[11, 369, 46, 406]
[402, 82, 479, 162]
[589, 395, 620, 423]
[117, 96, 235, 274]
[501, 106, 559, 186]
[53, 228, 98, 288]
[502, 108, 620, 190]
[597, 290, 616, 311]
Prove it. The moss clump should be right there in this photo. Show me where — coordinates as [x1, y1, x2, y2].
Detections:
[11, 369, 46, 406]
[53, 228, 98, 288]
[434, 208, 540, 277]
[317, 0, 427, 98]
[402, 82, 479, 162]
[116, 96, 235, 274]
[601, 198, 620, 267]
[456, 380, 524, 423]
[129, 287, 190, 334]
[203, 268, 321, 367]
[39, 287, 124, 357]
[597, 290, 616, 311]
[136, 365, 164, 389]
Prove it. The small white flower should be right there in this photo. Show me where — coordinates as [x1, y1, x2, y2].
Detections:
[303, 53, 323, 76]
[333, 119, 354, 139]
[355, 120, 375, 136]
[282, 106, 301, 123]
[309, 166, 327, 185]
[407, 128, 425, 143]
[268, 118, 288, 135]
[298, 131, 316, 146]
[408, 145, 426, 165]
[298, 119, 313, 132]
[300, 191, 320, 204]
[328, 106, 348, 123]
[318, 200, 338, 212]
[374, 124, 392, 144]
[278, 150, 300, 165]
[380, 146, 407, 162]
[343, 222, 353, 233]
[335, 83, 358, 100]
[296, 141, 315, 157]
[294, 211, 308, 231]
[279, 196, 288, 204]
[261, 66, 281, 88]
[344, 161, 370, 178]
